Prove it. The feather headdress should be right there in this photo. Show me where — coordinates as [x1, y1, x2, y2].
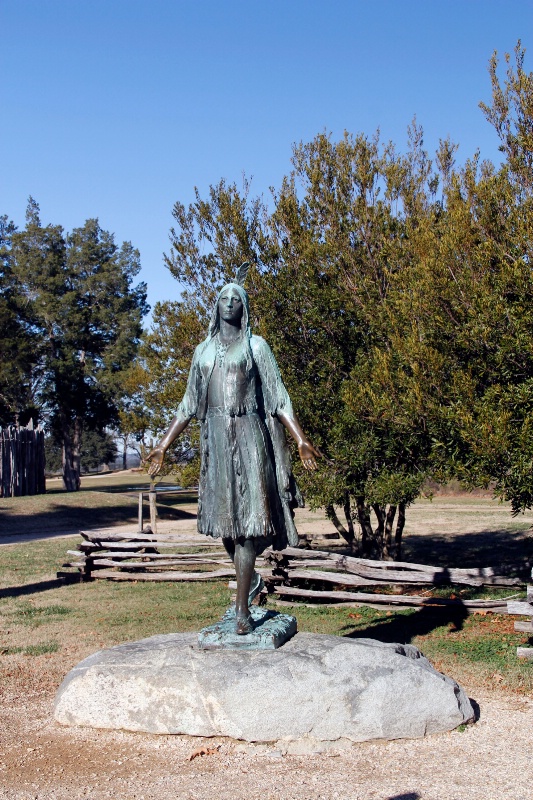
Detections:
[235, 261, 250, 287]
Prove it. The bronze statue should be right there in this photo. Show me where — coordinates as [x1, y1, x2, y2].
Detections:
[146, 266, 319, 634]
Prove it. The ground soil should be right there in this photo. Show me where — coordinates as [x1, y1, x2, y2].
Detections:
[0, 677, 532, 800]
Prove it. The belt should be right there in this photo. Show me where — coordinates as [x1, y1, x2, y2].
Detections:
[206, 406, 257, 418]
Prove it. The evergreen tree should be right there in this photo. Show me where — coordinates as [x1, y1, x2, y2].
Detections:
[9, 201, 149, 490]
[134, 43, 533, 555]
[0, 213, 42, 425]
[80, 429, 118, 472]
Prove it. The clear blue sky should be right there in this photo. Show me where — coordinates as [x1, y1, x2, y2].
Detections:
[2, 1, 532, 314]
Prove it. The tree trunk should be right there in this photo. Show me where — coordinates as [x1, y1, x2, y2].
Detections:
[394, 501, 406, 560]
[372, 503, 385, 558]
[343, 492, 356, 550]
[356, 496, 374, 556]
[62, 414, 82, 491]
[122, 435, 127, 470]
[383, 504, 397, 561]
[325, 503, 354, 548]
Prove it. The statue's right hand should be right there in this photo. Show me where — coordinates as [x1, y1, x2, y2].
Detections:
[143, 446, 166, 477]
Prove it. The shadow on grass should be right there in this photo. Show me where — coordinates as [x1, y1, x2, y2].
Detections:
[0, 499, 197, 538]
[0, 578, 72, 599]
[47, 480, 198, 498]
[397, 528, 533, 579]
[343, 605, 469, 644]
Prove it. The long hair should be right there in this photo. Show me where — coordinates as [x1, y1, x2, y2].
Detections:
[206, 283, 253, 373]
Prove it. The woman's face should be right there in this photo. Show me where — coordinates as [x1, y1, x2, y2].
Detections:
[218, 288, 243, 324]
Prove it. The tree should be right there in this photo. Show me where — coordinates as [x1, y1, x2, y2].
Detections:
[45, 428, 117, 474]
[10, 200, 149, 490]
[141, 43, 533, 555]
[0, 214, 42, 425]
[415, 44, 533, 513]
[347, 43, 533, 520]
[160, 138, 438, 557]
[80, 429, 118, 472]
[250, 128, 450, 557]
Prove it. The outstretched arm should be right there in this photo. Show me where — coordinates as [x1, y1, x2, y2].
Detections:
[145, 415, 192, 477]
[252, 337, 321, 472]
[276, 410, 321, 471]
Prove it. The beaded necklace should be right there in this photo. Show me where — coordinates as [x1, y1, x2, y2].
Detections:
[215, 335, 231, 367]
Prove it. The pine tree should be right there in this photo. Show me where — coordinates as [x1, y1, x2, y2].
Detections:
[10, 201, 148, 490]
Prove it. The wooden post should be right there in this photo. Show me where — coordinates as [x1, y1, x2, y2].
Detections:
[509, 574, 533, 659]
[83, 555, 94, 581]
[149, 486, 157, 534]
[138, 492, 144, 532]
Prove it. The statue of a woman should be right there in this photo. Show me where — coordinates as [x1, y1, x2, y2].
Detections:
[146, 270, 320, 634]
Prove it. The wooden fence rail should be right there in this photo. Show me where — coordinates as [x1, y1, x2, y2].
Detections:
[0, 424, 46, 498]
[60, 500, 522, 613]
[264, 547, 522, 588]
[507, 577, 533, 659]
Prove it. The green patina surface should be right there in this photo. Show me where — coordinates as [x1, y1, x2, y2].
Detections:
[197, 605, 297, 650]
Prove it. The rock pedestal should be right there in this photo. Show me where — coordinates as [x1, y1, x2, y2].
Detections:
[54, 632, 475, 743]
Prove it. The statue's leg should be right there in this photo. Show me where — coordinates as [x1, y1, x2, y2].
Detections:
[222, 538, 235, 563]
[224, 537, 264, 612]
[234, 538, 256, 634]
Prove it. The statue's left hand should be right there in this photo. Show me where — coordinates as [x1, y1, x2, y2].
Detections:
[298, 441, 321, 471]
[144, 446, 166, 477]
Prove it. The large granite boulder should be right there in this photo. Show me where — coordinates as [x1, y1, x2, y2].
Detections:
[54, 632, 474, 743]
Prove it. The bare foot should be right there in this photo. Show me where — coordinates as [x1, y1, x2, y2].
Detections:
[235, 614, 254, 635]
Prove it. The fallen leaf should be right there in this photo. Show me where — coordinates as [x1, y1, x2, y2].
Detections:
[492, 672, 504, 683]
[187, 745, 220, 761]
[348, 613, 361, 619]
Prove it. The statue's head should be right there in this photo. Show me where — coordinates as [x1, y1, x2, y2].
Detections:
[208, 282, 251, 339]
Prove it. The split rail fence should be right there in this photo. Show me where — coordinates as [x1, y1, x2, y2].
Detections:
[507, 576, 533, 660]
[61, 491, 523, 614]
[0, 423, 46, 498]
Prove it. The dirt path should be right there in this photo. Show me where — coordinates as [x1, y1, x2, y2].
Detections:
[0, 680, 532, 800]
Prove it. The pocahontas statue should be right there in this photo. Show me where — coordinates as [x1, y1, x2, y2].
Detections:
[146, 264, 320, 634]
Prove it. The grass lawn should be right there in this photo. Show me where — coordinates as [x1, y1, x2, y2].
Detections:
[0, 471, 198, 536]
[1, 534, 532, 699]
[2, 471, 533, 572]
[1, 475, 533, 699]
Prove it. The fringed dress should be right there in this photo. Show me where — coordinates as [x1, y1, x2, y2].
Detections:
[174, 334, 302, 550]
